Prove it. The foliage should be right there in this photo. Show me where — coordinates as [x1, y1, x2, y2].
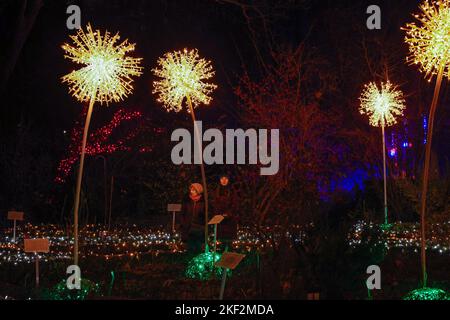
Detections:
[291, 205, 388, 298]
[234, 44, 350, 226]
[392, 160, 450, 223]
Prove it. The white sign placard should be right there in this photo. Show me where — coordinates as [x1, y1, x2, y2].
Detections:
[216, 252, 245, 270]
[24, 239, 50, 253]
[8, 211, 24, 221]
[167, 204, 182, 212]
[208, 215, 224, 225]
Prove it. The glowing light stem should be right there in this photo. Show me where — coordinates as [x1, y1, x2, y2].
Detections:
[73, 94, 96, 265]
[13, 219, 16, 243]
[213, 224, 217, 255]
[219, 268, 228, 300]
[35, 255, 40, 287]
[186, 94, 209, 253]
[420, 64, 445, 288]
[381, 122, 388, 225]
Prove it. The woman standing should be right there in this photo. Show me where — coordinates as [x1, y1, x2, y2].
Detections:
[211, 176, 238, 244]
[181, 183, 205, 252]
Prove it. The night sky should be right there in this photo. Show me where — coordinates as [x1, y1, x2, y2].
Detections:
[4, 0, 443, 129]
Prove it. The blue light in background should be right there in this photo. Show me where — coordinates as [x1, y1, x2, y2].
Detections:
[329, 169, 369, 193]
[423, 115, 428, 144]
[389, 148, 397, 157]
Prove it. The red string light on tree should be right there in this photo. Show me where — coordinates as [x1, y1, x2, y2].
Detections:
[56, 108, 150, 183]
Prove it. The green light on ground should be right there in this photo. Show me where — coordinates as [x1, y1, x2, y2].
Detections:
[403, 288, 450, 300]
[380, 223, 393, 231]
[185, 252, 230, 281]
[43, 279, 100, 300]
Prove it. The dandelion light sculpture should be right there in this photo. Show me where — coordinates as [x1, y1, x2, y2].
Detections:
[153, 48, 217, 112]
[153, 48, 217, 251]
[359, 81, 406, 226]
[403, 0, 450, 81]
[403, 0, 450, 289]
[62, 23, 143, 265]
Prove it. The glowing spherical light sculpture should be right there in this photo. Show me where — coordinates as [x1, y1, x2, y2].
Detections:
[359, 81, 406, 227]
[403, 0, 450, 289]
[62, 24, 143, 265]
[152, 48, 217, 252]
[403, 0, 450, 81]
[359, 81, 406, 127]
[62, 24, 143, 105]
[152, 48, 217, 112]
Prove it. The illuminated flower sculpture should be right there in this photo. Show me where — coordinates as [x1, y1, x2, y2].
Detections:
[62, 24, 143, 264]
[359, 81, 406, 226]
[153, 48, 217, 112]
[403, 0, 450, 292]
[403, 0, 450, 80]
[153, 49, 217, 251]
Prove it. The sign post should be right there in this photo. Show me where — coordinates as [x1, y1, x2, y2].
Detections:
[215, 252, 245, 300]
[208, 215, 224, 255]
[307, 292, 320, 300]
[167, 204, 182, 232]
[7, 211, 24, 243]
[24, 238, 50, 287]
[35, 256, 40, 287]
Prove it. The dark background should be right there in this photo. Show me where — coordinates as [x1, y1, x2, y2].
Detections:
[0, 0, 449, 224]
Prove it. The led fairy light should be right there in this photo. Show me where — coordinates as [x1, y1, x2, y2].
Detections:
[1, 223, 449, 268]
[153, 49, 217, 112]
[359, 81, 406, 226]
[55, 109, 145, 183]
[403, 0, 450, 289]
[62, 24, 143, 265]
[185, 251, 226, 281]
[348, 221, 450, 256]
[403, 0, 450, 81]
[153, 48, 217, 251]
[0, 224, 183, 266]
[62, 24, 143, 105]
